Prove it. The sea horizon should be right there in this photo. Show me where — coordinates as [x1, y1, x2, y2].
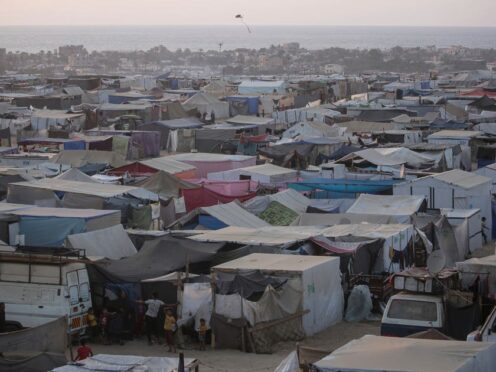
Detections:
[1, 25, 496, 53]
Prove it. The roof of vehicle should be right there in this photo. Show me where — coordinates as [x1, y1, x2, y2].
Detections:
[391, 292, 443, 303]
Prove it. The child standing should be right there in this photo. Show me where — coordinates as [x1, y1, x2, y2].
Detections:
[198, 318, 208, 351]
[163, 308, 176, 353]
[86, 308, 98, 340]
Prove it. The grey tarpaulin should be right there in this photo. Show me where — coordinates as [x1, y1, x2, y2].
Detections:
[0, 316, 67, 353]
[93, 236, 224, 282]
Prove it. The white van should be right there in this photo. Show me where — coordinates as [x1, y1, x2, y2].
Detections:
[0, 251, 92, 334]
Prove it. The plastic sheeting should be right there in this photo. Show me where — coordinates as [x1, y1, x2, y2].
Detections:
[274, 351, 299, 372]
[183, 185, 257, 212]
[456, 255, 496, 299]
[337, 147, 436, 168]
[52, 354, 198, 372]
[93, 236, 224, 282]
[20, 216, 86, 247]
[180, 282, 212, 330]
[314, 335, 496, 372]
[0, 316, 67, 353]
[67, 225, 137, 259]
[0, 352, 67, 372]
[344, 285, 373, 322]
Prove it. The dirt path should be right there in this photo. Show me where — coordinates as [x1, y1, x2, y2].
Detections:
[88, 321, 380, 371]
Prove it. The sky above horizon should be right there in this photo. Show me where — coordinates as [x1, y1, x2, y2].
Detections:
[0, 0, 495, 27]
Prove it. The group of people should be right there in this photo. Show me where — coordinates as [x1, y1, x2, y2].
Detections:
[136, 292, 209, 352]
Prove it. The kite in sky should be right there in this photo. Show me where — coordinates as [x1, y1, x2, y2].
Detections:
[235, 14, 252, 34]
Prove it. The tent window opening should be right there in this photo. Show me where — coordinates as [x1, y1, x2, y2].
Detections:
[387, 299, 437, 322]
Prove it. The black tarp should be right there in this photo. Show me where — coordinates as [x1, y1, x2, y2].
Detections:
[258, 143, 314, 167]
[92, 236, 225, 282]
[216, 270, 287, 298]
[311, 236, 383, 275]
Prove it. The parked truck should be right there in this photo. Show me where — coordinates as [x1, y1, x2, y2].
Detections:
[0, 249, 92, 334]
[380, 268, 480, 339]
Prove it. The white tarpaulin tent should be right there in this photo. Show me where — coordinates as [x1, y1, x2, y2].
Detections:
[188, 226, 324, 246]
[212, 253, 343, 336]
[322, 224, 414, 273]
[183, 92, 229, 119]
[456, 255, 496, 299]
[314, 335, 496, 372]
[52, 354, 198, 372]
[67, 224, 137, 259]
[337, 147, 435, 168]
[244, 189, 311, 215]
[282, 121, 341, 139]
[207, 163, 297, 184]
[200, 201, 270, 228]
[394, 169, 492, 239]
[346, 194, 425, 224]
[475, 162, 496, 193]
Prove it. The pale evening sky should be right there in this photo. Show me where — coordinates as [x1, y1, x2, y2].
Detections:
[0, 0, 495, 27]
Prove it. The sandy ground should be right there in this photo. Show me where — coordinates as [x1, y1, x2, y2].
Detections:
[87, 320, 380, 371]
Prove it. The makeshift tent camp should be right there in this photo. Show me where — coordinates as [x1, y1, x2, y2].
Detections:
[313, 335, 496, 372]
[182, 182, 257, 212]
[138, 118, 203, 150]
[322, 224, 414, 273]
[456, 255, 496, 299]
[336, 147, 436, 169]
[243, 188, 311, 216]
[54, 168, 98, 183]
[346, 194, 426, 223]
[7, 179, 145, 209]
[167, 153, 256, 178]
[50, 150, 128, 168]
[134, 170, 199, 198]
[282, 121, 341, 139]
[10, 207, 121, 247]
[289, 178, 402, 197]
[183, 92, 229, 119]
[189, 226, 324, 247]
[93, 236, 224, 282]
[212, 253, 343, 337]
[475, 162, 496, 193]
[291, 213, 395, 226]
[238, 80, 286, 94]
[394, 169, 492, 240]
[208, 163, 297, 185]
[108, 157, 197, 179]
[67, 224, 137, 259]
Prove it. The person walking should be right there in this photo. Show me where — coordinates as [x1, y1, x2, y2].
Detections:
[163, 308, 177, 353]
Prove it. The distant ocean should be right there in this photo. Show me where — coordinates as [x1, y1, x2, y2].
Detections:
[1, 25, 496, 53]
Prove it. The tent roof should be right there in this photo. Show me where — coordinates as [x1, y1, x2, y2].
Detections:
[134, 170, 198, 198]
[347, 194, 424, 216]
[11, 179, 139, 198]
[51, 150, 128, 168]
[184, 92, 224, 105]
[31, 110, 85, 119]
[238, 163, 297, 177]
[428, 130, 482, 139]
[188, 226, 324, 246]
[432, 169, 491, 189]
[139, 157, 197, 174]
[201, 202, 269, 228]
[169, 153, 255, 163]
[322, 223, 412, 239]
[147, 118, 203, 129]
[54, 168, 98, 183]
[10, 207, 119, 219]
[268, 188, 310, 214]
[337, 120, 397, 133]
[226, 115, 274, 126]
[337, 147, 435, 167]
[314, 335, 495, 372]
[0, 202, 34, 214]
[67, 225, 136, 260]
[213, 252, 338, 273]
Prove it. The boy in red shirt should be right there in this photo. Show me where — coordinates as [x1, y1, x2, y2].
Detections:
[75, 340, 93, 361]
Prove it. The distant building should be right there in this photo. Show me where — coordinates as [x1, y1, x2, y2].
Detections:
[0, 48, 5, 74]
